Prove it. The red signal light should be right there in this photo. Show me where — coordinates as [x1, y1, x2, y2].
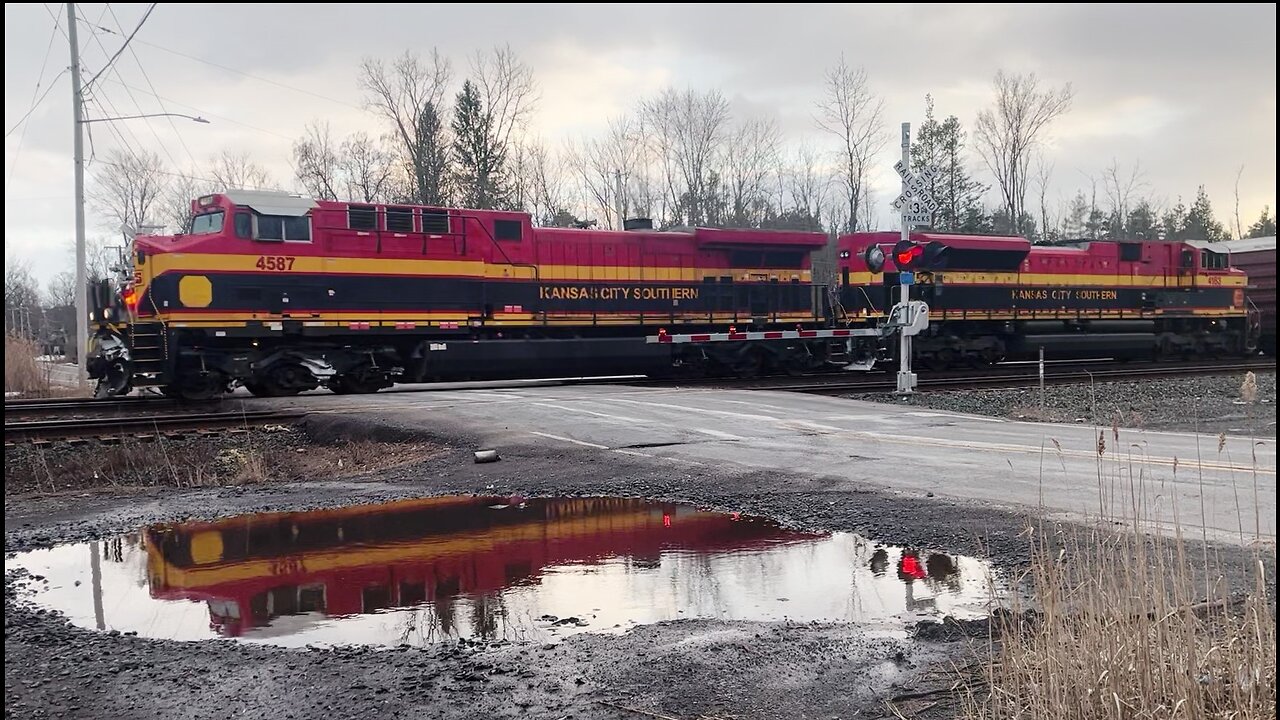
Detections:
[893, 240, 924, 270]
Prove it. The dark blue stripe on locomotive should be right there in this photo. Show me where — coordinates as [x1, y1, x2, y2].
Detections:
[143, 273, 823, 318]
[842, 280, 1238, 314]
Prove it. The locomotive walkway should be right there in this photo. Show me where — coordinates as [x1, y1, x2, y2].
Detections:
[286, 384, 1275, 546]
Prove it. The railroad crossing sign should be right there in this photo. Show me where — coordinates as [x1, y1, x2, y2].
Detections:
[893, 160, 940, 226]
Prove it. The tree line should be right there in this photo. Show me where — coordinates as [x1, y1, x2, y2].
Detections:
[71, 45, 1278, 283]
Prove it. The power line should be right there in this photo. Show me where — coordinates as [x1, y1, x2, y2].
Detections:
[97, 77, 296, 141]
[5, 4, 65, 185]
[131, 38, 367, 112]
[82, 2, 156, 92]
[106, 3, 198, 167]
[5, 68, 69, 138]
[76, 4, 185, 170]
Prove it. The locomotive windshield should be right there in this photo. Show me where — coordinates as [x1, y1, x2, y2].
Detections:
[190, 211, 224, 235]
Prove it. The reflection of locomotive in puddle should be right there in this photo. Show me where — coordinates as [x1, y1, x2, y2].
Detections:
[142, 497, 819, 639]
[869, 545, 963, 613]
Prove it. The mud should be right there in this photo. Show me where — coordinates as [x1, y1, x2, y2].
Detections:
[5, 410, 1249, 720]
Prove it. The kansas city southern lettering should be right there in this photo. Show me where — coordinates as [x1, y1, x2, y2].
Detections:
[1010, 288, 1119, 302]
[538, 285, 700, 301]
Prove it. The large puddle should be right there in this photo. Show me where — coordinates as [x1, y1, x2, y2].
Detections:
[8, 496, 996, 647]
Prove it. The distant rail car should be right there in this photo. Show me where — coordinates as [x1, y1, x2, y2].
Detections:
[1197, 236, 1275, 355]
[86, 190, 1261, 398]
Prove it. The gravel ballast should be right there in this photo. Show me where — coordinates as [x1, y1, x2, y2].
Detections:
[852, 370, 1276, 436]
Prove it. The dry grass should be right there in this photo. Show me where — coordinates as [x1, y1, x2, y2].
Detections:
[6, 430, 443, 496]
[963, 525, 1275, 719]
[963, 379, 1276, 720]
[4, 333, 51, 397]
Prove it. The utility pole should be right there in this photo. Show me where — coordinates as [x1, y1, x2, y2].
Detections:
[614, 169, 626, 231]
[68, 2, 88, 388]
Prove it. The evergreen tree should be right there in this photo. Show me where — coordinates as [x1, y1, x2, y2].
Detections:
[1161, 199, 1188, 241]
[1084, 208, 1108, 240]
[1124, 200, 1160, 240]
[451, 80, 507, 209]
[1064, 191, 1090, 239]
[416, 101, 451, 206]
[910, 95, 986, 232]
[1182, 185, 1229, 242]
[1246, 205, 1276, 238]
[991, 207, 1038, 240]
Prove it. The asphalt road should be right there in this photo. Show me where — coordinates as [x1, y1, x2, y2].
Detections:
[291, 384, 1277, 546]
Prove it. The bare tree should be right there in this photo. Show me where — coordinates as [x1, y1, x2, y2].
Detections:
[1034, 155, 1055, 242]
[5, 259, 42, 337]
[89, 149, 168, 242]
[568, 114, 647, 228]
[514, 140, 572, 225]
[1232, 165, 1244, 240]
[209, 149, 273, 190]
[471, 45, 538, 162]
[161, 170, 213, 233]
[45, 271, 76, 308]
[641, 87, 730, 226]
[360, 49, 453, 204]
[339, 132, 395, 203]
[784, 142, 834, 230]
[292, 121, 341, 200]
[723, 117, 781, 227]
[815, 55, 886, 232]
[1102, 158, 1146, 238]
[974, 71, 1073, 236]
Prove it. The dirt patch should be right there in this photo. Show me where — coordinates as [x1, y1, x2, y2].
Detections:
[4, 421, 444, 496]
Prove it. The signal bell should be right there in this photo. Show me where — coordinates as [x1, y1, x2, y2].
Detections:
[863, 244, 886, 273]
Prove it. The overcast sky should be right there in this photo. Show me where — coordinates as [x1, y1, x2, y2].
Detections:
[5, 3, 1276, 282]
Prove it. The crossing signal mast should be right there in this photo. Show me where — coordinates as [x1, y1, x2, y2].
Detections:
[886, 123, 945, 394]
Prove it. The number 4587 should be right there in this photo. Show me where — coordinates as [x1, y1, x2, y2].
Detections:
[256, 256, 296, 271]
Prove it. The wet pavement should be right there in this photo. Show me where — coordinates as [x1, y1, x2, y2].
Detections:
[9, 496, 994, 648]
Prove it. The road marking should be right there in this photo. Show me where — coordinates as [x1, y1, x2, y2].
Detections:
[692, 428, 747, 441]
[532, 402, 644, 424]
[612, 449, 652, 457]
[528, 431, 607, 449]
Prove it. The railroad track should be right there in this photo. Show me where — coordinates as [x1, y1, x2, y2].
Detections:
[4, 409, 304, 444]
[2, 395, 241, 423]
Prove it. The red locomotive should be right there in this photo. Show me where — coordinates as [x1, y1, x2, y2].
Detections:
[86, 190, 1261, 398]
[835, 231, 1258, 370]
[90, 190, 840, 398]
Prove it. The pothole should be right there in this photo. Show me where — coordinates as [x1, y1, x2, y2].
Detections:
[8, 496, 999, 648]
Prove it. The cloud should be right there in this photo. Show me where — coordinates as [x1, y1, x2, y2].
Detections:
[4, 3, 1275, 279]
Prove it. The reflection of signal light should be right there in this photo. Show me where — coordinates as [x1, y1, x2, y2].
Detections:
[663, 514, 671, 527]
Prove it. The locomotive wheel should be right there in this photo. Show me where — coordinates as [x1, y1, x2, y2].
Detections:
[258, 363, 309, 397]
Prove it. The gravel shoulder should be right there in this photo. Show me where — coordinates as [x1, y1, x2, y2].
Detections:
[852, 370, 1276, 436]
